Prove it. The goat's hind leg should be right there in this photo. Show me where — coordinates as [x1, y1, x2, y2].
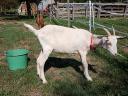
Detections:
[79, 50, 92, 81]
[37, 50, 43, 76]
[37, 48, 53, 84]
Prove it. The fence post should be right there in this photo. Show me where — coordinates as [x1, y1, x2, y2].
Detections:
[89, 0, 92, 32]
[56, 2, 59, 18]
[97, 5, 101, 19]
[124, 5, 128, 18]
[67, 0, 70, 27]
[85, 5, 87, 17]
[72, 2, 74, 20]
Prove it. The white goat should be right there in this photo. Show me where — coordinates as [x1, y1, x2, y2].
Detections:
[24, 23, 119, 84]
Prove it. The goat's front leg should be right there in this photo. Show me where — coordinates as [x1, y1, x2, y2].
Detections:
[37, 48, 53, 84]
[79, 50, 92, 81]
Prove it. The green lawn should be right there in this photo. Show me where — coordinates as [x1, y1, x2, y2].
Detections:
[0, 16, 128, 96]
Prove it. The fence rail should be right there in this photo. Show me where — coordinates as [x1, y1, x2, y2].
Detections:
[56, 3, 128, 19]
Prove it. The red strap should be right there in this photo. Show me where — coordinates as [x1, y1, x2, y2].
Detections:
[90, 34, 95, 50]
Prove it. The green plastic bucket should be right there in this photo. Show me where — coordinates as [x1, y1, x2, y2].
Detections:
[6, 49, 29, 71]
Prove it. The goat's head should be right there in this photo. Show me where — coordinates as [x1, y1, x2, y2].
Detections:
[101, 27, 118, 56]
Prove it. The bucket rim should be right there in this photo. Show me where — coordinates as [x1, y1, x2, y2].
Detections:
[6, 49, 29, 57]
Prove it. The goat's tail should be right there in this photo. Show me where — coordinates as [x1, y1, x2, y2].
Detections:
[24, 23, 38, 36]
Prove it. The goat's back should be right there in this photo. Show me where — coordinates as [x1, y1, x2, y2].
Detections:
[38, 25, 92, 53]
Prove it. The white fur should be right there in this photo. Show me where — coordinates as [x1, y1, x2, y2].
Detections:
[24, 23, 118, 83]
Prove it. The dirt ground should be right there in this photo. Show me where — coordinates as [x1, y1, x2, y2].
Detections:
[123, 47, 128, 53]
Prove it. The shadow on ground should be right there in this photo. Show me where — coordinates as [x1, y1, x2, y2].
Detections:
[44, 57, 97, 76]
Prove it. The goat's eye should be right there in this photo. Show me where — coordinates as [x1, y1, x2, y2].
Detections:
[107, 42, 112, 46]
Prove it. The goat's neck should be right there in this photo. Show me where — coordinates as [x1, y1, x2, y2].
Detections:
[93, 36, 103, 47]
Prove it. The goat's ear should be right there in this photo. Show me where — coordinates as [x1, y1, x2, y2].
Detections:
[116, 36, 127, 39]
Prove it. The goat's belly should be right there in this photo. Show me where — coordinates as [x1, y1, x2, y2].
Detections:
[53, 48, 77, 53]
[53, 49, 78, 54]
[53, 44, 88, 53]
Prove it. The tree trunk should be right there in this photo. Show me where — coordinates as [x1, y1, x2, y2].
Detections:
[26, 0, 31, 17]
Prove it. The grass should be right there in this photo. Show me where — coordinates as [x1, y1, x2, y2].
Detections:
[0, 16, 128, 96]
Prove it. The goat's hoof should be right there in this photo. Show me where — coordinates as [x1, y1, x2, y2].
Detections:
[43, 80, 48, 84]
[37, 73, 39, 76]
[87, 77, 93, 81]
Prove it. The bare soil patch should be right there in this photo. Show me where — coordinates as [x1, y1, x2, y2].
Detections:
[123, 47, 128, 53]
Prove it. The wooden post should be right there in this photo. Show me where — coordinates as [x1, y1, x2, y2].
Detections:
[124, 5, 128, 18]
[26, 0, 31, 17]
[97, 5, 101, 19]
[67, 0, 70, 27]
[56, 2, 59, 18]
[49, 4, 52, 22]
[85, 5, 87, 17]
[70, 5, 73, 20]
[72, 2, 74, 20]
